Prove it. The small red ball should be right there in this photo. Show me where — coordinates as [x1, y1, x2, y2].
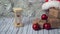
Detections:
[57, 0, 60, 2]
[45, 0, 48, 2]
[43, 23, 51, 30]
[41, 14, 48, 20]
[32, 23, 41, 30]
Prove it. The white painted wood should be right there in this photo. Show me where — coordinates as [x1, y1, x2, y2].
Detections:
[57, 29, 60, 34]
[32, 29, 38, 34]
[0, 17, 60, 34]
[11, 26, 19, 34]
[0, 17, 6, 29]
[26, 24, 33, 34]
[17, 27, 24, 34]
[54, 29, 58, 34]
[43, 29, 49, 34]
[6, 18, 14, 34]
[7, 18, 19, 34]
[38, 29, 44, 34]
[49, 29, 55, 34]
[18, 17, 30, 34]
[21, 24, 29, 34]
[0, 18, 4, 27]
[6, 24, 14, 34]
[1, 18, 13, 34]
[0, 18, 8, 33]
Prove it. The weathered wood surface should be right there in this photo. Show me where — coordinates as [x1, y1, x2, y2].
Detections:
[0, 17, 60, 34]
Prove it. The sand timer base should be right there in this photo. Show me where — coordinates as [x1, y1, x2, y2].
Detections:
[14, 23, 23, 27]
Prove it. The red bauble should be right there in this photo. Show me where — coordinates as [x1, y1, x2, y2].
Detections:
[32, 23, 40, 30]
[57, 0, 60, 2]
[45, 0, 48, 2]
[17, 15, 20, 17]
[41, 14, 48, 20]
[43, 23, 51, 30]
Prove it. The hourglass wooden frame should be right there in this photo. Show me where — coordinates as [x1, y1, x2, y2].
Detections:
[13, 8, 23, 27]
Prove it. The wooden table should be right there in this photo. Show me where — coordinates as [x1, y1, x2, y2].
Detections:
[0, 17, 60, 34]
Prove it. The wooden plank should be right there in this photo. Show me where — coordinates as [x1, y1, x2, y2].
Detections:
[43, 29, 49, 34]
[54, 29, 58, 34]
[26, 24, 33, 34]
[21, 24, 29, 34]
[2, 19, 12, 33]
[18, 17, 29, 34]
[11, 27, 19, 34]
[32, 28, 38, 34]
[6, 18, 14, 34]
[48, 29, 55, 34]
[11, 18, 19, 34]
[17, 27, 24, 34]
[0, 17, 59, 34]
[20, 18, 30, 34]
[0, 17, 6, 29]
[38, 29, 44, 34]
[0, 18, 8, 33]
[0, 18, 4, 27]
[57, 29, 60, 34]
[11, 17, 29, 34]
[6, 24, 14, 34]
[0, 18, 13, 34]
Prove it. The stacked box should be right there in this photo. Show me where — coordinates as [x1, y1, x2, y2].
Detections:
[48, 8, 60, 19]
[33, 18, 46, 28]
[48, 8, 60, 28]
[48, 18, 60, 28]
[38, 20, 46, 28]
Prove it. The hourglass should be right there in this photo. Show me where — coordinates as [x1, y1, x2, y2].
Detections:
[13, 8, 23, 27]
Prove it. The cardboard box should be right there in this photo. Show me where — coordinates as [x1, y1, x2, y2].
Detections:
[48, 8, 60, 19]
[48, 18, 60, 28]
[38, 20, 46, 28]
[33, 19, 46, 28]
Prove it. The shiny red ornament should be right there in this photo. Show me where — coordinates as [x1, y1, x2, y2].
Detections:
[43, 23, 51, 30]
[41, 14, 48, 20]
[45, 0, 48, 2]
[57, 0, 60, 2]
[32, 23, 41, 30]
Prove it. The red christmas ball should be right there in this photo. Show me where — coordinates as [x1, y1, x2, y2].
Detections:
[41, 14, 48, 20]
[45, 0, 48, 2]
[32, 23, 40, 30]
[43, 23, 51, 30]
[57, 0, 60, 2]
